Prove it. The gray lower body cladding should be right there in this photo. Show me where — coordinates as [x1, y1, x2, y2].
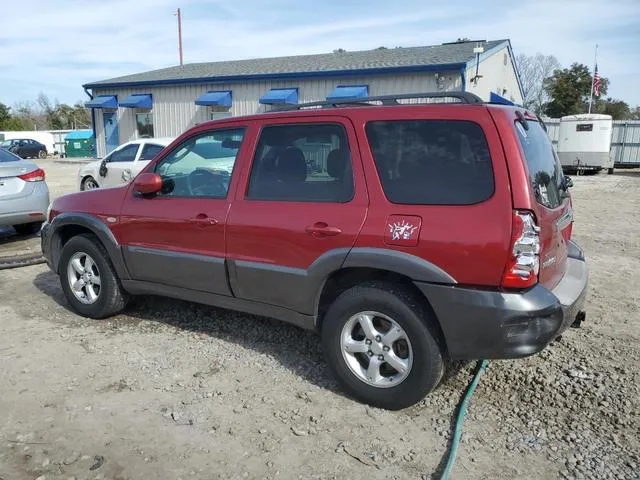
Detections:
[415, 255, 588, 360]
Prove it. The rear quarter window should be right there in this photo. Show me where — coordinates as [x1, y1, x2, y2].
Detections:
[365, 120, 494, 205]
[515, 121, 568, 209]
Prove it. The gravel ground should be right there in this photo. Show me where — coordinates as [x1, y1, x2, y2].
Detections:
[0, 164, 638, 480]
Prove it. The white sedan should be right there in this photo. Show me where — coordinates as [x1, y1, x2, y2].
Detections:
[77, 138, 174, 190]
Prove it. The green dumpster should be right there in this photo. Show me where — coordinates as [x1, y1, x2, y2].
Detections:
[64, 130, 95, 158]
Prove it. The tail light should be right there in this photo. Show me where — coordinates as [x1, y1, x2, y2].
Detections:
[18, 168, 46, 182]
[502, 211, 540, 289]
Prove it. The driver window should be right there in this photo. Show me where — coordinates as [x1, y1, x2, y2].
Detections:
[154, 127, 245, 198]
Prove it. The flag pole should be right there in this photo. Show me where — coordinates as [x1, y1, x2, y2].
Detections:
[588, 44, 598, 114]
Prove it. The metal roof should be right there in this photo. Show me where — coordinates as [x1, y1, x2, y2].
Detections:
[84, 39, 507, 89]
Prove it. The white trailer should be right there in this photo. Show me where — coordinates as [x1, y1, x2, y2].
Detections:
[557, 114, 614, 174]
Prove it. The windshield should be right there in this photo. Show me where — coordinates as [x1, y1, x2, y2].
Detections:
[0, 148, 20, 163]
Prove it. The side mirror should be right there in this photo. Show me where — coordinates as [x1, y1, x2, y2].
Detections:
[564, 176, 574, 188]
[133, 173, 163, 195]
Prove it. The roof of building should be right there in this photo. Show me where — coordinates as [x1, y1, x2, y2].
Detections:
[84, 39, 509, 89]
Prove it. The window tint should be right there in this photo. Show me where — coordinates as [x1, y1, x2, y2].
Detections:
[0, 148, 19, 162]
[515, 121, 568, 209]
[110, 144, 139, 162]
[365, 120, 494, 205]
[139, 143, 165, 161]
[247, 123, 353, 202]
[154, 128, 245, 198]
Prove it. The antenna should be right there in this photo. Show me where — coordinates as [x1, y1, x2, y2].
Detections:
[175, 8, 184, 66]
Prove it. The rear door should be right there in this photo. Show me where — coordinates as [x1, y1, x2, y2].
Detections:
[513, 119, 571, 289]
[226, 117, 368, 314]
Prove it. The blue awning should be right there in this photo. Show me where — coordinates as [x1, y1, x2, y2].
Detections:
[195, 91, 232, 107]
[85, 95, 117, 109]
[259, 88, 298, 105]
[119, 94, 153, 109]
[490, 92, 515, 106]
[326, 85, 368, 101]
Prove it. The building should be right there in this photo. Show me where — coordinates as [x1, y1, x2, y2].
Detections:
[83, 39, 523, 157]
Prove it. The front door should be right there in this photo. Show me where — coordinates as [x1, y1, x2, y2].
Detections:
[103, 112, 119, 154]
[101, 143, 139, 187]
[114, 126, 248, 296]
[226, 118, 369, 314]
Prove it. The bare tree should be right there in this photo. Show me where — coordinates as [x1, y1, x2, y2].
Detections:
[516, 53, 561, 114]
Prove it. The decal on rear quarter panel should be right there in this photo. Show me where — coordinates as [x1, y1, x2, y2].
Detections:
[385, 215, 422, 247]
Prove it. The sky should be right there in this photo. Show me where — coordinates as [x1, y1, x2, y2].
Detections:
[1, 0, 639, 108]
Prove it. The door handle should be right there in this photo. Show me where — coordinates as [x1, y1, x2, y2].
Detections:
[305, 222, 342, 237]
[188, 214, 218, 225]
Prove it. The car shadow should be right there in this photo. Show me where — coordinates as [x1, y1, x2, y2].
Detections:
[32, 270, 341, 395]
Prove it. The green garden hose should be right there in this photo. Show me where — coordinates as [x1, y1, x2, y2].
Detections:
[440, 359, 489, 480]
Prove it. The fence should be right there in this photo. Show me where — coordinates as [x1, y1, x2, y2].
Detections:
[542, 119, 640, 167]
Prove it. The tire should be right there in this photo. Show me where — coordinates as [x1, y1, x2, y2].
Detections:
[321, 282, 444, 410]
[13, 222, 43, 236]
[59, 233, 128, 319]
[38, 150, 47, 159]
[607, 168, 614, 175]
[81, 176, 99, 190]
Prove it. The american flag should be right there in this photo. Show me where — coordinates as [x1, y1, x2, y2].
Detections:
[593, 64, 601, 97]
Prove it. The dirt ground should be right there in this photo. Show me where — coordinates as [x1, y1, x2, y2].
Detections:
[0, 162, 638, 480]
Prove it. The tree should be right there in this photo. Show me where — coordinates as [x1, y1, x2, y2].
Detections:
[0, 103, 11, 129]
[543, 63, 609, 117]
[630, 106, 640, 120]
[599, 98, 631, 120]
[333, 48, 346, 53]
[516, 53, 561, 114]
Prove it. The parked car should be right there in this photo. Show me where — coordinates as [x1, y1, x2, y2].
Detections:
[0, 138, 48, 159]
[77, 138, 174, 190]
[0, 147, 49, 235]
[41, 93, 588, 410]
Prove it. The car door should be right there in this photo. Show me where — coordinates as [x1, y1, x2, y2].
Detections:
[122, 142, 166, 184]
[114, 126, 248, 295]
[226, 117, 369, 314]
[102, 143, 140, 187]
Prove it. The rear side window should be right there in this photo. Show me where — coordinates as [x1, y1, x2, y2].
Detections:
[365, 120, 494, 205]
[139, 143, 165, 161]
[516, 121, 568, 209]
[0, 148, 19, 162]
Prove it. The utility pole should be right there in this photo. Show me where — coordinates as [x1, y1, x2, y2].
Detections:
[588, 44, 598, 114]
[176, 8, 184, 66]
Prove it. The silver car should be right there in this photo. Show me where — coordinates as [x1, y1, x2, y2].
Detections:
[0, 147, 50, 235]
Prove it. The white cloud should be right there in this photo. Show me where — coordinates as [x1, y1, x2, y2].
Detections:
[0, 0, 638, 106]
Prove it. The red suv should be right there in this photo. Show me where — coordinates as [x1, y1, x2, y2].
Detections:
[41, 92, 588, 410]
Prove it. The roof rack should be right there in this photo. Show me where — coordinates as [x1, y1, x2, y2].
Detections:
[274, 92, 484, 111]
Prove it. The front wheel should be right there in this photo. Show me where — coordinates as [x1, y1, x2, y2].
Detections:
[321, 282, 444, 410]
[81, 176, 99, 190]
[59, 234, 128, 318]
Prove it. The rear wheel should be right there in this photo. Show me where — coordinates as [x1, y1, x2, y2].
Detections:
[38, 150, 47, 159]
[321, 282, 444, 410]
[13, 222, 43, 236]
[81, 176, 99, 190]
[59, 234, 128, 318]
[607, 167, 614, 175]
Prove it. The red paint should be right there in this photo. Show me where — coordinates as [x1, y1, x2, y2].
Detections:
[49, 103, 573, 291]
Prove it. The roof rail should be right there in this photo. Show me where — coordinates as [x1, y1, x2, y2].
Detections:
[273, 92, 484, 111]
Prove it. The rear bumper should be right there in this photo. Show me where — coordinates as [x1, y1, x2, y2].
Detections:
[0, 182, 49, 227]
[415, 243, 588, 360]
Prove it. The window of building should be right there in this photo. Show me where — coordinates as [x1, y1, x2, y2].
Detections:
[154, 128, 245, 198]
[209, 108, 232, 121]
[246, 123, 353, 202]
[136, 113, 154, 138]
[365, 120, 495, 205]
